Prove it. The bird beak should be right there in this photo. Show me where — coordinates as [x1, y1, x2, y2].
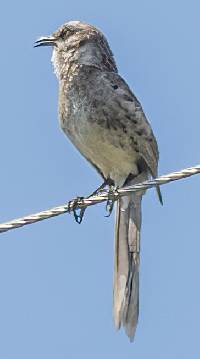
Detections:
[34, 36, 57, 48]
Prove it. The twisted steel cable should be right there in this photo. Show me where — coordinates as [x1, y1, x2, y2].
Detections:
[0, 164, 199, 234]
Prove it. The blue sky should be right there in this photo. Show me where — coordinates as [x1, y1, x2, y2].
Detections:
[0, 0, 200, 357]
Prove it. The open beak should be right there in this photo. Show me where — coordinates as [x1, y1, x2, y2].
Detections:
[34, 36, 57, 48]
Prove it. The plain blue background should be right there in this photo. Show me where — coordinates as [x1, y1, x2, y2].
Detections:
[0, 0, 199, 357]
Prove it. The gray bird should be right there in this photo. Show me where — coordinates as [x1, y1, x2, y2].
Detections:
[35, 21, 162, 341]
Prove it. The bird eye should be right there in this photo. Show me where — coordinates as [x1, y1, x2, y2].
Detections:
[59, 31, 65, 39]
[112, 85, 118, 90]
[59, 27, 75, 40]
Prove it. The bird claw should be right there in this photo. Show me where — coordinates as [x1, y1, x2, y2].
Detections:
[68, 196, 86, 224]
[105, 198, 115, 217]
[105, 185, 118, 217]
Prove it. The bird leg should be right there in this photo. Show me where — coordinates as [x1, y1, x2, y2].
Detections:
[88, 178, 117, 217]
[87, 180, 108, 197]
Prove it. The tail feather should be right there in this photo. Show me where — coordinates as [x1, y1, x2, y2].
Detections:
[113, 173, 146, 341]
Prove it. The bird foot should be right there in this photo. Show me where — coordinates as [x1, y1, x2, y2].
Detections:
[68, 196, 86, 224]
[105, 185, 118, 217]
[68, 179, 117, 223]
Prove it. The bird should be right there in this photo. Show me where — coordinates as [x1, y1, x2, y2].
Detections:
[34, 20, 162, 341]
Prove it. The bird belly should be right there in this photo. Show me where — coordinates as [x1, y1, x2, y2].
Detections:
[61, 111, 139, 187]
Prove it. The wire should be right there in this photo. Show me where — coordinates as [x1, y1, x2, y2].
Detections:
[0, 164, 199, 234]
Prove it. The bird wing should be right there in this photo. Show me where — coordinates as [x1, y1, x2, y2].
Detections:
[101, 71, 159, 178]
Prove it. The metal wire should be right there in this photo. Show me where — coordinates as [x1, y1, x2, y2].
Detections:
[0, 164, 199, 234]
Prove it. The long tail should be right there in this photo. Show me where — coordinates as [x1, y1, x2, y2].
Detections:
[113, 174, 146, 341]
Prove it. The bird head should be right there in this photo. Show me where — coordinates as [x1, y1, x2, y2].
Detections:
[34, 21, 117, 78]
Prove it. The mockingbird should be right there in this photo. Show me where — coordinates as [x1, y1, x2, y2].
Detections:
[35, 20, 162, 341]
